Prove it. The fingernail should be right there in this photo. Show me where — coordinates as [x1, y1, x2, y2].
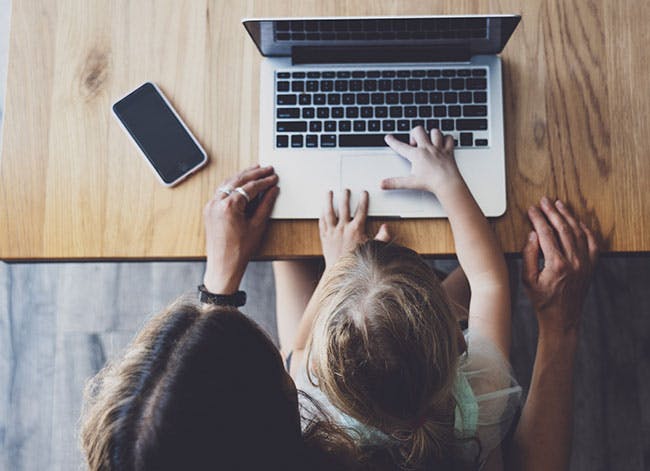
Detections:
[541, 196, 550, 207]
[529, 231, 537, 241]
[555, 199, 564, 209]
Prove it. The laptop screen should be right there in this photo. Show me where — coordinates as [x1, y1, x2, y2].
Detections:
[243, 15, 520, 59]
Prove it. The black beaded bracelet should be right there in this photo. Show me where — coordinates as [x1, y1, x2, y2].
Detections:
[198, 284, 247, 307]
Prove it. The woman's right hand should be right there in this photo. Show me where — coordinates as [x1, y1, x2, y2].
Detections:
[522, 197, 599, 335]
[381, 127, 464, 196]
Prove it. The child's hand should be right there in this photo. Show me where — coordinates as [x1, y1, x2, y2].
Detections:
[381, 127, 464, 195]
[319, 189, 390, 269]
[522, 197, 599, 336]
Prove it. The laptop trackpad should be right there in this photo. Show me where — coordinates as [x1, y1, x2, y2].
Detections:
[340, 154, 424, 216]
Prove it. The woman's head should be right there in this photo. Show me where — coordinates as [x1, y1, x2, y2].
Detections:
[81, 299, 302, 470]
[309, 240, 461, 468]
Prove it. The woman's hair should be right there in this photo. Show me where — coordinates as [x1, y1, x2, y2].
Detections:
[80, 297, 356, 470]
[308, 240, 462, 469]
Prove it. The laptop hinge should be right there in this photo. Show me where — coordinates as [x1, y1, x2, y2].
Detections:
[291, 46, 471, 65]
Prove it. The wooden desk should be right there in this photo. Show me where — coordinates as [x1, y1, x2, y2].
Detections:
[0, 0, 648, 260]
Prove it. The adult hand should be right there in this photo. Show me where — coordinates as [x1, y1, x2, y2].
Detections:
[319, 189, 390, 269]
[522, 197, 599, 335]
[203, 165, 279, 294]
[381, 127, 464, 195]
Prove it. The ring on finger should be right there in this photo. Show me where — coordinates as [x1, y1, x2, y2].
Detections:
[217, 186, 233, 197]
[234, 187, 251, 203]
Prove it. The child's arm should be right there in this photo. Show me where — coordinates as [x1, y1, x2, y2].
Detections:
[383, 127, 511, 356]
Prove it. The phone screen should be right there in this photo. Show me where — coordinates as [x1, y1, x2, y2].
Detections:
[113, 83, 206, 185]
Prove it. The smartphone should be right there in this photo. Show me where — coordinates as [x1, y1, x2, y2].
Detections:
[112, 82, 208, 187]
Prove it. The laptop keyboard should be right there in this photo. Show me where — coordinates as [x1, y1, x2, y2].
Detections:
[274, 68, 489, 149]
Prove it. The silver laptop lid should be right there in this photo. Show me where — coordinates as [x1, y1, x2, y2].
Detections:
[243, 15, 520, 63]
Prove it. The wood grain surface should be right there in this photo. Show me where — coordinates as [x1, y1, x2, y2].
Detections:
[0, 0, 648, 259]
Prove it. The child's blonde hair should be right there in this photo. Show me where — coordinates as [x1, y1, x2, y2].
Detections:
[308, 240, 461, 468]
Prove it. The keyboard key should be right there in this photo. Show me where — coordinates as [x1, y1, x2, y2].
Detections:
[463, 105, 487, 117]
[393, 79, 406, 91]
[441, 119, 454, 131]
[317, 107, 329, 118]
[368, 120, 380, 131]
[291, 135, 303, 147]
[397, 119, 410, 131]
[346, 107, 359, 118]
[400, 92, 414, 104]
[375, 106, 388, 118]
[460, 132, 473, 147]
[451, 78, 465, 90]
[448, 106, 461, 117]
[405, 106, 417, 118]
[407, 79, 421, 90]
[292, 81, 304, 92]
[277, 121, 307, 132]
[427, 70, 441, 77]
[472, 69, 487, 76]
[324, 121, 336, 131]
[386, 93, 399, 104]
[430, 92, 443, 104]
[321, 134, 337, 147]
[276, 135, 289, 147]
[302, 107, 315, 118]
[475, 138, 488, 146]
[418, 106, 432, 118]
[277, 108, 300, 119]
[339, 120, 351, 132]
[434, 106, 446, 117]
[353, 120, 366, 132]
[382, 120, 396, 131]
[277, 81, 290, 92]
[456, 119, 488, 130]
[313, 94, 326, 105]
[467, 78, 487, 90]
[331, 107, 344, 118]
[306, 80, 319, 92]
[474, 92, 487, 103]
[277, 94, 297, 105]
[371, 93, 385, 105]
[277, 72, 290, 79]
[442, 69, 456, 77]
[412, 119, 425, 128]
[320, 80, 333, 92]
[307, 71, 321, 78]
[364, 79, 378, 91]
[361, 106, 373, 118]
[306, 134, 318, 147]
[413, 70, 426, 77]
[357, 93, 370, 105]
[444, 92, 458, 104]
[458, 69, 472, 77]
[322, 71, 335, 78]
[397, 70, 411, 77]
[292, 72, 306, 78]
[309, 121, 322, 132]
[342, 93, 355, 105]
[378, 79, 392, 91]
[426, 119, 439, 130]
[415, 92, 428, 104]
[336, 71, 351, 78]
[328, 94, 341, 105]
[299, 94, 311, 105]
[437, 78, 450, 90]
[422, 79, 435, 90]
[335, 80, 348, 92]
[390, 106, 403, 118]
[381, 70, 396, 78]
[338, 133, 409, 147]
[352, 71, 365, 78]
[350, 80, 363, 91]
[459, 92, 472, 103]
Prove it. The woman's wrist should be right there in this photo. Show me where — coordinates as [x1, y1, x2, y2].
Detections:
[203, 262, 246, 295]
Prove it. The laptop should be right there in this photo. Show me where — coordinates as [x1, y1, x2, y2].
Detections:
[243, 15, 521, 218]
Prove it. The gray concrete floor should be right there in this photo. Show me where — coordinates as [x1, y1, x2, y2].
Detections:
[0, 1, 649, 469]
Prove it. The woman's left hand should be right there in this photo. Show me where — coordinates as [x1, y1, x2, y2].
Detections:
[319, 189, 390, 269]
[203, 165, 279, 294]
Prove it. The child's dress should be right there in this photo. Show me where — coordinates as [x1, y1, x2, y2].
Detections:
[295, 330, 522, 468]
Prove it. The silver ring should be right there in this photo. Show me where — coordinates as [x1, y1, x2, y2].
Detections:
[234, 187, 250, 203]
[217, 186, 233, 196]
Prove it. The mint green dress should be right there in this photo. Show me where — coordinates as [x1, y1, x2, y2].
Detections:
[295, 331, 522, 468]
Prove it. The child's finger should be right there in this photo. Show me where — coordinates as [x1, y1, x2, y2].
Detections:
[323, 191, 336, 226]
[381, 175, 416, 190]
[353, 191, 369, 226]
[410, 126, 430, 147]
[522, 231, 540, 287]
[384, 134, 415, 159]
[338, 189, 351, 222]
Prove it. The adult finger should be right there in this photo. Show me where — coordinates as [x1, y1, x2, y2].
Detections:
[580, 221, 600, 266]
[522, 231, 540, 287]
[555, 199, 587, 254]
[374, 223, 391, 242]
[384, 134, 415, 159]
[353, 191, 369, 226]
[540, 196, 576, 258]
[250, 186, 280, 227]
[339, 189, 351, 222]
[527, 205, 562, 261]
[323, 191, 336, 226]
[381, 175, 417, 190]
[237, 173, 280, 201]
[430, 128, 444, 148]
[410, 126, 430, 147]
[229, 165, 274, 188]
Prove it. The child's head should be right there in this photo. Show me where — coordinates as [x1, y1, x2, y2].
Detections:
[309, 240, 461, 467]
